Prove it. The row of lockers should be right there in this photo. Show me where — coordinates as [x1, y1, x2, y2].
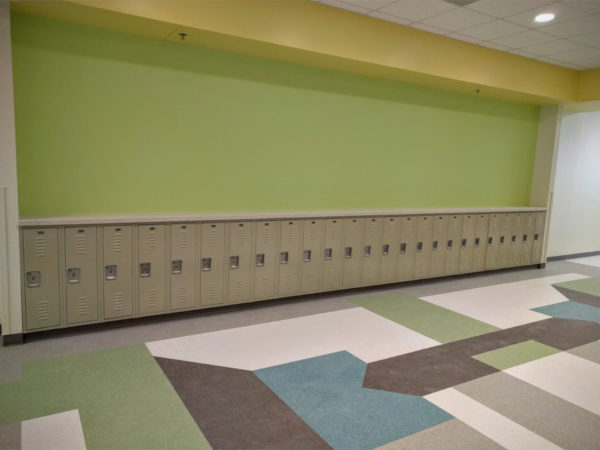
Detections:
[21, 211, 546, 332]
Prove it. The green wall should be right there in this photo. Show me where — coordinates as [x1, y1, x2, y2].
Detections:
[11, 13, 540, 217]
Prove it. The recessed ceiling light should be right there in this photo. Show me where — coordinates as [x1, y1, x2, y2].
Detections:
[534, 13, 555, 23]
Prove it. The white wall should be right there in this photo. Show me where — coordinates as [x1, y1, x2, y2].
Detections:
[0, 2, 22, 336]
[547, 109, 600, 257]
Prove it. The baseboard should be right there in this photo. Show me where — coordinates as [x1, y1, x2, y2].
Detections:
[2, 333, 24, 346]
[547, 250, 600, 261]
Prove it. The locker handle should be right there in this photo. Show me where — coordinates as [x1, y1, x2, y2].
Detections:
[488, 237, 493, 245]
[280, 252, 289, 264]
[172, 260, 183, 274]
[344, 247, 352, 258]
[400, 243, 407, 254]
[474, 237, 480, 248]
[104, 265, 117, 280]
[26, 271, 41, 288]
[382, 244, 390, 256]
[534, 233, 539, 241]
[230, 256, 239, 269]
[500, 236, 505, 244]
[523, 234, 528, 242]
[67, 267, 81, 284]
[447, 240, 453, 250]
[201, 258, 212, 272]
[416, 242, 423, 252]
[364, 245, 371, 257]
[432, 240, 438, 251]
[324, 248, 333, 260]
[256, 254, 265, 267]
[461, 239, 467, 248]
[511, 235, 517, 244]
[140, 263, 151, 277]
[303, 250, 312, 262]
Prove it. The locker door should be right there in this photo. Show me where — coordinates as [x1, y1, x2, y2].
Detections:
[65, 227, 98, 324]
[362, 218, 383, 286]
[254, 221, 278, 300]
[103, 226, 133, 320]
[430, 215, 448, 277]
[23, 228, 60, 330]
[520, 213, 536, 265]
[398, 216, 418, 281]
[138, 225, 167, 315]
[170, 224, 196, 311]
[380, 217, 400, 283]
[497, 214, 513, 268]
[322, 219, 344, 290]
[459, 215, 476, 273]
[445, 215, 462, 275]
[279, 220, 301, 296]
[414, 216, 433, 279]
[301, 220, 324, 293]
[200, 223, 225, 306]
[228, 222, 254, 303]
[485, 214, 500, 270]
[509, 213, 524, 266]
[472, 214, 490, 272]
[531, 212, 546, 264]
[342, 218, 365, 288]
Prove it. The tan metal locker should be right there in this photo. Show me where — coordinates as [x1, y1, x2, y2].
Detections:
[398, 216, 418, 281]
[430, 215, 448, 277]
[138, 225, 167, 315]
[342, 218, 365, 288]
[485, 214, 501, 270]
[228, 222, 254, 303]
[445, 215, 462, 275]
[531, 212, 546, 264]
[103, 226, 133, 320]
[459, 215, 476, 273]
[254, 221, 278, 300]
[23, 228, 60, 330]
[170, 224, 196, 311]
[301, 220, 324, 293]
[322, 219, 344, 290]
[65, 227, 98, 324]
[380, 217, 400, 283]
[200, 223, 226, 306]
[414, 216, 434, 279]
[509, 213, 524, 266]
[279, 220, 301, 296]
[472, 214, 490, 272]
[520, 213, 536, 266]
[497, 214, 513, 268]
[362, 218, 383, 286]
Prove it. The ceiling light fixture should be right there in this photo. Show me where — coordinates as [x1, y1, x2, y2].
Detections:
[534, 12, 555, 23]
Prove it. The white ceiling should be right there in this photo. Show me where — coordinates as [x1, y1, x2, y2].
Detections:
[313, 0, 600, 70]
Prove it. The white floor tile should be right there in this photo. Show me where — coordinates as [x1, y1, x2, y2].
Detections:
[420, 274, 588, 328]
[425, 388, 560, 450]
[506, 352, 600, 416]
[21, 410, 86, 450]
[567, 255, 600, 268]
[146, 307, 439, 370]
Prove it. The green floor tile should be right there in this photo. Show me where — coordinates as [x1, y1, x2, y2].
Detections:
[554, 277, 600, 297]
[351, 292, 498, 343]
[472, 340, 560, 371]
[0, 345, 210, 450]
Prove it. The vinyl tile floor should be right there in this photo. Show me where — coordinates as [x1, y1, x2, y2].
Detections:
[1, 259, 600, 449]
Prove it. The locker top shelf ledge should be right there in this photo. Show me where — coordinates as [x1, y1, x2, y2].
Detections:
[19, 207, 547, 228]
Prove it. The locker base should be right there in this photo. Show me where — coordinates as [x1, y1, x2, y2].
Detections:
[2, 333, 24, 346]
[538, 263, 546, 269]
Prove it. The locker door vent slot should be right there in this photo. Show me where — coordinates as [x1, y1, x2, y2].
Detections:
[447, 240, 453, 249]
[382, 244, 390, 256]
[461, 239, 467, 248]
[105, 265, 117, 280]
[172, 260, 183, 274]
[416, 242, 423, 252]
[474, 238, 480, 247]
[26, 271, 41, 288]
[67, 267, 81, 284]
[345, 247, 353, 258]
[303, 250, 312, 262]
[432, 240, 438, 251]
[280, 252, 289, 264]
[140, 263, 151, 277]
[400, 243, 407, 254]
[364, 245, 372, 257]
[229, 256, 239, 269]
[201, 258, 212, 272]
[324, 248, 333, 260]
[256, 254, 265, 267]
[488, 237, 493, 245]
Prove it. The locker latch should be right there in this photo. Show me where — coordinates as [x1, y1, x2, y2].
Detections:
[474, 237, 480, 248]
[382, 244, 389, 256]
[461, 239, 467, 248]
[400, 243, 407, 254]
[140, 262, 151, 277]
[256, 254, 265, 267]
[230, 256, 239, 269]
[432, 241, 438, 251]
[364, 245, 371, 257]
[344, 247, 352, 258]
[511, 235, 517, 244]
[303, 250, 312, 262]
[67, 267, 81, 284]
[172, 260, 183, 274]
[500, 236, 505, 244]
[488, 237, 493, 245]
[26, 271, 41, 288]
[447, 240, 453, 249]
[534, 233, 539, 241]
[105, 265, 117, 280]
[280, 252, 289, 264]
[416, 242, 423, 252]
[523, 234, 528, 242]
[201, 258, 212, 272]
[324, 248, 333, 260]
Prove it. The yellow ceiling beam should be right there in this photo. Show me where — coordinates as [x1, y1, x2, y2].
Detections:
[578, 69, 600, 102]
[11, 0, 596, 104]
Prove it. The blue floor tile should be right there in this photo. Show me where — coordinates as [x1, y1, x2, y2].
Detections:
[533, 301, 600, 324]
